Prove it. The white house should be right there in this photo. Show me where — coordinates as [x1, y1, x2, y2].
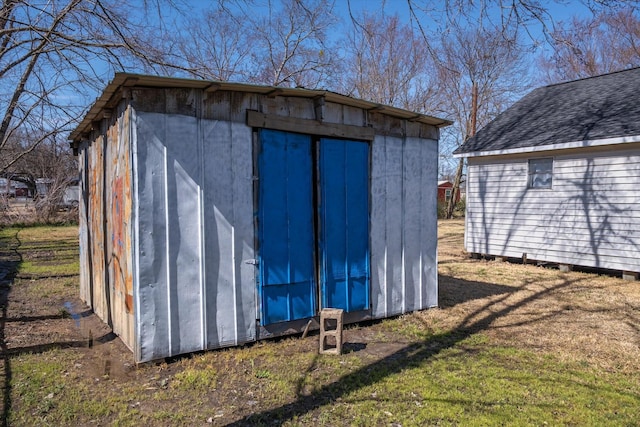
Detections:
[454, 68, 640, 280]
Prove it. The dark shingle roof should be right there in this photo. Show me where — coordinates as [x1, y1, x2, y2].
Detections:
[454, 67, 640, 155]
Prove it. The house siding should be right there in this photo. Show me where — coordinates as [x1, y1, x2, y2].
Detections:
[465, 146, 640, 273]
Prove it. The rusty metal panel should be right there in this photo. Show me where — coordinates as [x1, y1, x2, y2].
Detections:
[88, 131, 107, 321]
[78, 102, 136, 352]
[370, 135, 438, 319]
[104, 103, 135, 350]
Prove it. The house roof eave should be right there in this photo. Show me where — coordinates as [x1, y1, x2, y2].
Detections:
[453, 134, 640, 159]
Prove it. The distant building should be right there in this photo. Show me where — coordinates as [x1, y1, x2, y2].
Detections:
[0, 177, 30, 198]
[0, 178, 14, 197]
[437, 180, 461, 204]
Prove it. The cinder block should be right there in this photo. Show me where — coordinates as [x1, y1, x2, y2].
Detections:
[559, 264, 573, 273]
[319, 308, 344, 355]
[623, 271, 639, 281]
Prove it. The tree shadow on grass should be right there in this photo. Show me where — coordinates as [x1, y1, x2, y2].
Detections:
[228, 275, 579, 426]
[0, 228, 23, 427]
[437, 274, 515, 308]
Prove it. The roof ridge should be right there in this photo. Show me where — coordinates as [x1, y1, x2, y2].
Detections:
[454, 66, 640, 156]
[542, 66, 640, 89]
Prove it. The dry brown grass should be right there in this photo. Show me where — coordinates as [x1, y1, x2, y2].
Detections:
[430, 219, 640, 373]
[0, 199, 77, 226]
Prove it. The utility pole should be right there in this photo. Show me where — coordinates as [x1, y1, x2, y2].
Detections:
[446, 80, 477, 219]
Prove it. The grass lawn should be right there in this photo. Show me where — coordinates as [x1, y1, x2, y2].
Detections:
[0, 221, 639, 426]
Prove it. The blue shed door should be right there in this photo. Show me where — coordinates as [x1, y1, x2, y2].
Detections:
[258, 129, 316, 325]
[318, 138, 370, 312]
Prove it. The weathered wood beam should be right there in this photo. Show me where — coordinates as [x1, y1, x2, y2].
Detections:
[247, 110, 375, 141]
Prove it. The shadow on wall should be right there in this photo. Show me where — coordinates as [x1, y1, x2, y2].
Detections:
[548, 158, 639, 267]
[475, 99, 639, 270]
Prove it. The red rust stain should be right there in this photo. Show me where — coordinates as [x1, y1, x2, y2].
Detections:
[89, 135, 105, 300]
[86, 110, 135, 320]
[108, 112, 134, 314]
[125, 294, 134, 313]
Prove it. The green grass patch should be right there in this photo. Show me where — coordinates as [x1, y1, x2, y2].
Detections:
[288, 335, 640, 426]
[8, 350, 148, 426]
[16, 259, 79, 277]
[0, 225, 79, 278]
[10, 336, 639, 426]
[172, 367, 218, 392]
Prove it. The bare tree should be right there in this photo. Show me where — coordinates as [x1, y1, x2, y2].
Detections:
[340, 13, 435, 111]
[539, 7, 640, 83]
[432, 23, 531, 217]
[0, 0, 189, 178]
[1, 130, 76, 222]
[178, 0, 338, 88]
[176, 7, 253, 81]
[247, 0, 338, 88]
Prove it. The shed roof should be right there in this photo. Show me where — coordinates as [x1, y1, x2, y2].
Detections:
[70, 73, 451, 145]
[454, 67, 640, 157]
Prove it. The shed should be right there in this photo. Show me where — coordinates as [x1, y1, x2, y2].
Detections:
[437, 180, 461, 204]
[454, 68, 640, 280]
[69, 73, 451, 362]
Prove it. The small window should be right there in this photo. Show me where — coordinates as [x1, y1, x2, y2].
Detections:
[445, 188, 452, 201]
[528, 158, 553, 189]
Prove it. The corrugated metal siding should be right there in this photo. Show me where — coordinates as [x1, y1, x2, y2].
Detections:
[207, 120, 256, 349]
[370, 136, 439, 318]
[465, 147, 640, 272]
[133, 110, 255, 362]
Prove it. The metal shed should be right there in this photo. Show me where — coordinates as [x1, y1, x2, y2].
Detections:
[69, 73, 450, 362]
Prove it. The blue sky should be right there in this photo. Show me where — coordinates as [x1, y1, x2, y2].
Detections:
[336, 0, 592, 36]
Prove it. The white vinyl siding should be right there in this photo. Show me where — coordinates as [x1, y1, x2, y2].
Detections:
[465, 147, 640, 273]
